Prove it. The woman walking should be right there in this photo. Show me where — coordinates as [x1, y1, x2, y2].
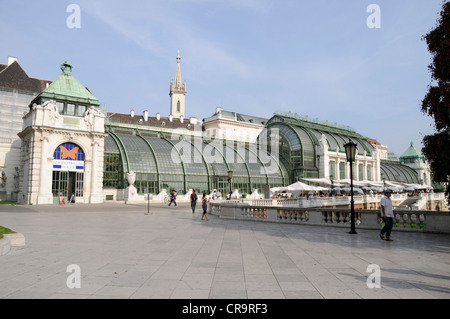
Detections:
[201, 193, 209, 221]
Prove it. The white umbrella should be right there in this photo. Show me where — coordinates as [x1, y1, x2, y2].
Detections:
[270, 186, 295, 192]
[287, 181, 315, 191]
[301, 178, 344, 187]
[311, 185, 329, 192]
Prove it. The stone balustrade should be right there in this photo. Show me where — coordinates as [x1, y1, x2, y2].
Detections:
[209, 202, 450, 234]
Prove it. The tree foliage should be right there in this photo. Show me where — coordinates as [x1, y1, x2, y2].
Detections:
[421, 1, 450, 202]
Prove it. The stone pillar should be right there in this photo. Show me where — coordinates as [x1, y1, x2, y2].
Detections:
[89, 140, 103, 203]
[37, 135, 51, 204]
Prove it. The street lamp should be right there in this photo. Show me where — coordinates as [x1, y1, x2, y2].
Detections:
[344, 139, 357, 234]
[228, 170, 233, 197]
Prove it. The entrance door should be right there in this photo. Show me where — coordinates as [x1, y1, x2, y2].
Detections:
[52, 171, 83, 204]
[52, 143, 85, 204]
[52, 171, 68, 204]
[213, 177, 230, 196]
[68, 172, 76, 203]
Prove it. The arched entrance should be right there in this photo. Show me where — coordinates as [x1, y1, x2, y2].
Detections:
[52, 142, 85, 203]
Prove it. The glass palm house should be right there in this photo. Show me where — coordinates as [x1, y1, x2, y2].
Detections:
[103, 112, 420, 197]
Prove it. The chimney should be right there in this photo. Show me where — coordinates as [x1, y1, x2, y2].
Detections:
[169, 115, 173, 122]
[130, 109, 135, 118]
[216, 107, 223, 114]
[7, 56, 18, 66]
[190, 117, 197, 125]
[143, 110, 148, 122]
[156, 112, 161, 120]
[180, 116, 184, 123]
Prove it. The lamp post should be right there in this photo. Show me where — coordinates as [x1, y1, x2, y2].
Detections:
[227, 170, 233, 197]
[344, 140, 357, 234]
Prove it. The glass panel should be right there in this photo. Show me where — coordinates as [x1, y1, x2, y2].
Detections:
[329, 160, 336, 179]
[76, 172, 84, 197]
[358, 164, 364, 181]
[339, 162, 346, 179]
[66, 103, 75, 116]
[56, 101, 64, 114]
[116, 134, 157, 174]
[103, 153, 122, 188]
[144, 137, 183, 175]
[52, 171, 68, 197]
[321, 132, 339, 151]
[293, 127, 315, 167]
[77, 105, 86, 117]
[367, 164, 372, 181]
[104, 135, 120, 153]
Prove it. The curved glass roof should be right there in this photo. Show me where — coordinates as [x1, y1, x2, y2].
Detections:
[380, 160, 420, 184]
[265, 116, 376, 171]
[115, 133, 158, 174]
[104, 132, 287, 194]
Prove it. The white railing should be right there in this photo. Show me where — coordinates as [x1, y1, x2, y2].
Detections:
[209, 202, 450, 234]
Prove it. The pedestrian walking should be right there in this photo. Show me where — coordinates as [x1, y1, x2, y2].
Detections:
[190, 189, 198, 213]
[201, 192, 209, 221]
[380, 189, 394, 241]
[168, 189, 177, 206]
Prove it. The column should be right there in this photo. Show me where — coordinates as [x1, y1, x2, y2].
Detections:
[90, 140, 100, 203]
[37, 135, 50, 204]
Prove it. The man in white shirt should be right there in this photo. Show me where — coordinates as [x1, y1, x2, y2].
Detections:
[380, 189, 394, 241]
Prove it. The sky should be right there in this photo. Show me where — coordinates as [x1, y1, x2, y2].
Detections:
[0, 0, 445, 156]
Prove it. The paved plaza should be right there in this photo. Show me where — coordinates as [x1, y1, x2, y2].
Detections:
[0, 202, 450, 299]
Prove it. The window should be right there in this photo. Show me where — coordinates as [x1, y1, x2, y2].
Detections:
[57, 102, 64, 114]
[66, 103, 75, 116]
[177, 101, 181, 113]
[339, 162, 346, 179]
[77, 105, 86, 117]
[103, 153, 122, 188]
[55, 101, 90, 117]
[329, 160, 335, 179]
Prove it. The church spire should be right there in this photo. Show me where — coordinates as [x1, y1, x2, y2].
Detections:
[174, 50, 182, 88]
[169, 50, 186, 118]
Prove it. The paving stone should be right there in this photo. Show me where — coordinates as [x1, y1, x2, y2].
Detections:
[0, 202, 449, 299]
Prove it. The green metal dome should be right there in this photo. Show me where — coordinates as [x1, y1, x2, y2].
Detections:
[400, 141, 423, 160]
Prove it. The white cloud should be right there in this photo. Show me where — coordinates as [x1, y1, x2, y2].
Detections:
[80, 0, 256, 81]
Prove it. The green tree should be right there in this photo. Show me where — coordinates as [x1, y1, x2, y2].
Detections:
[421, 1, 450, 203]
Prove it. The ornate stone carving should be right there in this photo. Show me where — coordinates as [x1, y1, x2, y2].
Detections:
[0, 170, 7, 188]
[13, 167, 20, 192]
[43, 100, 61, 124]
[84, 106, 104, 131]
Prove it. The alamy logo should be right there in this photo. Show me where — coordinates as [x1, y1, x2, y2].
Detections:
[66, 4, 81, 29]
[66, 264, 81, 289]
[366, 4, 381, 29]
[366, 264, 381, 288]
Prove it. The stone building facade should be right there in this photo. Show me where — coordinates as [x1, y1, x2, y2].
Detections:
[17, 62, 107, 205]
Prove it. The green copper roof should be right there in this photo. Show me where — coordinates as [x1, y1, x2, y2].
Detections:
[39, 61, 100, 106]
[400, 141, 423, 159]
